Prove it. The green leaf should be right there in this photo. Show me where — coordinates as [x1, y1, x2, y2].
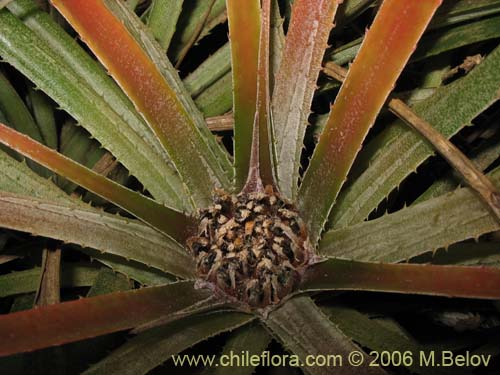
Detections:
[0, 71, 50, 176]
[0, 281, 213, 357]
[0, 71, 43, 144]
[413, 14, 500, 61]
[299, 0, 442, 244]
[85, 251, 175, 286]
[414, 133, 500, 204]
[0, 191, 194, 279]
[264, 296, 383, 375]
[83, 312, 253, 375]
[55, 122, 106, 193]
[269, 0, 285, 91]
[323, 305, 451, 375]
[430, 0, 500, 28]
[0, 124, 195, 243]
[1, 3, 189, 209]
[170, 0, 226, 62]
[329, 7, 500, 65]
[321, 168, 500, 262]
[202, 323, 271, 375]
[0, 149, 70, 203]
[52, 0, 232, 207]
[271, 0, 339, 199]
[147, 0, 183, 50]
[330, 43, 500, 229]
[184, 43, 231, 98]
[300, 258, 500, 300]
[194, 72, 233, 116]
[0, 264, 99, 298]
[26, 87, 58, 150]
[86, 268, 133, 298]
[104, 0, 233, 184]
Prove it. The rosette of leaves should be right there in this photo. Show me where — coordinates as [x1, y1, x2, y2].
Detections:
[0, 0, 499, 374]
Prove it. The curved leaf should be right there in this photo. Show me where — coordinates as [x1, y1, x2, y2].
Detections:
[170, 0, 226, 62]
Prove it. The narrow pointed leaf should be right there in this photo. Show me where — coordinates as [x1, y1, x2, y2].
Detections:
[0, 124, 195, 243]
[301, 259, 500, 300]
[389, 99, 500, 220]
[0, 191, 194, 278]
[269, 0, 285, 91]
[171, 0, 226, 62]
[322, 305, 447, 375]
[271, 0, 339, 199]
[414, 136, 500, 204]
[242, 0, 275, 192]
[85, 251, 175, 286]
[103, 0, 233, 182]
[0, 149, 71, 203]
[195, 72, 233, 117]
[0, 72, 43, 144]
[227, 0, 260, 189]
[1, 2, 188, 209]
[320, 169, 500, 263]
[26, 88, 58, 150]
[0, 281, 212, 357]
[0, 264, 99, 298]
[264, 296, 384, 375]
[203, 323, 271, 375]
[86, 268, 132, 298]
[51, 0, 230, 206]
[83, 312, 253, 375]
[184, 43, 231, 98]
[147, 0, 183, 50]
[299, 0, 442, 243]
[331, 43, 500, 229]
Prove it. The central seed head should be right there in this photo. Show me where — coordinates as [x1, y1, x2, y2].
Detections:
[187, 186, 312, 310]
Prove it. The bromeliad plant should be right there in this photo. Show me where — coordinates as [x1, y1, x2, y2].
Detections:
[0, 0, 500, 373]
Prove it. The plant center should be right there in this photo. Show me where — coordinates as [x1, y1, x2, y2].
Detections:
[187, 186, 313, 310]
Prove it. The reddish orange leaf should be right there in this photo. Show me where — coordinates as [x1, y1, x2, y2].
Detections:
[51, 0, 230, 207]
[0, 123, 195, 243]
[0, 282, 214, 357]
[227, 0, 261, 189]
[298, 0, 442, 243]
[301, 259, 500, 300]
